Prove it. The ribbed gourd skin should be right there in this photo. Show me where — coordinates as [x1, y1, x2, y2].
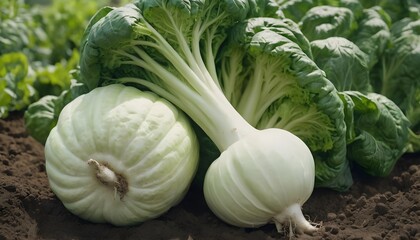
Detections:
[45, 84, 199, 226]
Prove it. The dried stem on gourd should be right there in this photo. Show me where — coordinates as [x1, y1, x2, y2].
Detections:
[87, 159, 128, 199]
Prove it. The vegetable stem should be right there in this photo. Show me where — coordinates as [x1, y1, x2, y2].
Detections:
[87, 159, 128, 199]
[117, 15, 258, 151]
[273, 203, 317, 234]
[236, 58, 263, 124]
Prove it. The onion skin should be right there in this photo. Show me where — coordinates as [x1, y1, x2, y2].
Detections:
[203, 128, 315, 231]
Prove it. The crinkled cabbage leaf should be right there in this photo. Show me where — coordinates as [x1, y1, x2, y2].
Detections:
[220, 17, 351, 190]
[373, 18, 420, 132]
[350, 6, 392, 69]
[339, 91, 410, 176]
[299, 5, 357, 41]
[311, 37, 372, 92]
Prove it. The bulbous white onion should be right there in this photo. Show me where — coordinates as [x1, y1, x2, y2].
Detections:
[203, 128, 315, 232]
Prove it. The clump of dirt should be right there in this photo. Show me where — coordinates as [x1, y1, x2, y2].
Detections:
[1, 113, 419, 240]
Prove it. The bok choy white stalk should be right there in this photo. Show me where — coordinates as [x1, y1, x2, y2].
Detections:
[79, 0, 317, 232]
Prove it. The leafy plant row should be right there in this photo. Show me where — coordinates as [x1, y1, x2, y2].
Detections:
[1, 0, 419, 192]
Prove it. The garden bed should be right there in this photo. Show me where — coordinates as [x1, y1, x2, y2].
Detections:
[1, 113, 419, 240]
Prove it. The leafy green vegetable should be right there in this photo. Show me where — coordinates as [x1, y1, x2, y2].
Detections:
[78, 0, 318, 232]
[276, 0, 364, 22]
[339, 91, 410, 176]
[75, 0, 418, 192]
[0, 52, 36, 118]
[24, 79, 89, 144]
[0, 0, 49, 60]
[0, 51, 79, 118]
[0, 0, 120, 119]
[310, 37, 371, 92]
[349, 6, 391, 69]
[278, 0, 418, 157]
[358, 0, 417, 22]
[36, 0, 103, 63]
[310, 33, 413, 173]
[276, 0, 314, 22]
[220, 17, 351, 190]
[32, 50, 80, 97]
[19, 0, 418, 203]
[373, 18, 420, 132]
[299, 5, 357, 41]
[23, 95, 57, 143]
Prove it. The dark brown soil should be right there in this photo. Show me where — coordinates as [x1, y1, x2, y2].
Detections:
[1, 113, 419, 240]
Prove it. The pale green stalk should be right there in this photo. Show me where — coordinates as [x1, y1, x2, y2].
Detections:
[116, 9, 256, 151]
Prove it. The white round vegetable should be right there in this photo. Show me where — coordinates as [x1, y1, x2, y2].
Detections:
[204, 128, 316, 232]
[80, 3, 318, 232]
[44, 84, 199, 226]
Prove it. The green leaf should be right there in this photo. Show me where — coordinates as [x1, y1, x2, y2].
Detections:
[24, 80, 89, 144]
[32, 50, 80, 98]
[79, 4, 141, 89]
[374, 18, 420, 132]
[311, 37, 372, 92]
[80, 6, 115, 51]
[299, 5, 357, 41]
[350, 6, 391, 69]
[340, 91, 411, 176]
[0, 52, 36, 118]
[221, 17, 351, 191]
[358, 0, 415, 22]
[24, 95, 58, 144]
[276, 0, 314, 23]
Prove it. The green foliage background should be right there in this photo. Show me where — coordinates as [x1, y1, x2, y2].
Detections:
[0, 0, 130, 118]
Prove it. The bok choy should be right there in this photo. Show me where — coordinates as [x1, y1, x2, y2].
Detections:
[79, 0, 317, 232]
